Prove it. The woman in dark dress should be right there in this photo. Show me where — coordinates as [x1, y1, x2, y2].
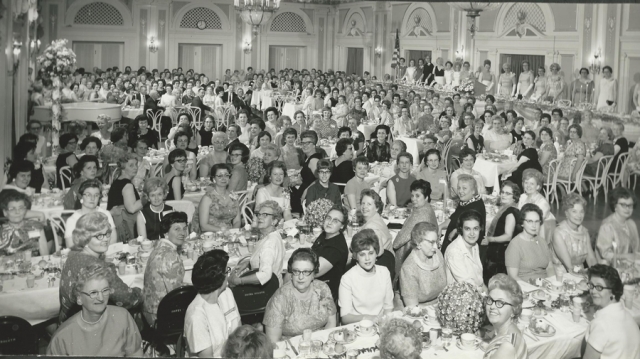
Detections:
[107, 153, 143, 243]
[164, 149, 186, 201]
[56, 133, 79, 189]
[610, 122, 629, 174]
[14, 141, 45, 193]
[465, 120, 485, 154]
[300, 130, 323, 189]
[442, 174, 486, 256]
[505, 130, 542, 188]
[198, 115, 215, 147]
[366, 125, 392, 163]
[482, 181, 522, 283]
[330, 138, 355, 188]
[311, 205, 350, 300]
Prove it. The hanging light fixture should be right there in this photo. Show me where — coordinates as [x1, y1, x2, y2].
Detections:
[234, 0, 281, 37]
[447, 2, 502, 38]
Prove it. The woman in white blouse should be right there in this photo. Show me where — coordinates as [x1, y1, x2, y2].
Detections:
[518, 169, 555, 243]
[401, 59, 417, 84]
[255, 161, 293, 221]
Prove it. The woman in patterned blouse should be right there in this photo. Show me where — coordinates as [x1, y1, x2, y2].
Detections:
[367, 125, 392, 163]
[313, 107, 339, 140]
[0, 191, 48, 258]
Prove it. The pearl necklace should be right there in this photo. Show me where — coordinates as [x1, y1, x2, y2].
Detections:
[80, 310, 105, 325]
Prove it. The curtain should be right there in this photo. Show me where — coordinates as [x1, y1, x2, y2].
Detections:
[101, 43, 122, 69]
[72, 42, 96, 71]
[178, 44, 195, 72]
[347, 47, 364, 76]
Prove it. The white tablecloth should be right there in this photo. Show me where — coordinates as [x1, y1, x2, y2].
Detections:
[121, 107, 144, 119]
[282, 103, 303, 119]
[473, 156, 517, 190]
[357, 124, 378, 140]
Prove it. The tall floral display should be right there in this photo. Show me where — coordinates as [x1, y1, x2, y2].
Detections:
[35, 39, 76, 148]
[437, 281, 485, 335]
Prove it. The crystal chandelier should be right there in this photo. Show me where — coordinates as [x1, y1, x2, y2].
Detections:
[447, 2, 502, 38]
[234, 0, 281, 37]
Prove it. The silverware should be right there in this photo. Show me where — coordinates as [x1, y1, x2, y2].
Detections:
[286, 339, 298, 356]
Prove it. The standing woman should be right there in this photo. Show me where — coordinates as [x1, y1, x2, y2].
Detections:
[164, 149, 187, 201]
[545, 63, 565, 102]
[477, 60, 496, 94]
[516, 61, 534, 99]
[571, 68, 595, 105]
[497, 63, 516, 98]
[401, 59, 417, 84]
[594, 66, 618, 112]
[483, 181, 522, 282]
[530, 66, 548, 102]
[443, 61, 454, 86]
[107, 153, 144, 243]
[432, 58, 446, 87]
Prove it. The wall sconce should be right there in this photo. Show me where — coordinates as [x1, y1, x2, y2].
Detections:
[590, 48, 601, 75]
[148, 37, 159, 53]
[30, 39, 41, 53]
[242, 41, 252, 54]
[374, 46, 383, 57]
[7, 39, 22, 75]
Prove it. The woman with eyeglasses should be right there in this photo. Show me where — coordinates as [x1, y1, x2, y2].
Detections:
[518, 169, 555, 242]
[264, 248, 337, 342]
[193, 163, 241, 233]
[310, 205, 349, 300]
[227, 142, 250, 192]
[163, 131, 197, 181]
[583, 264, 640, 359]
[228, 201, 285, 288]
[65, 180, 117, 248]
[143, 212, 188, 326]
[56, 133, 80, 189]
[63, 155, 100, 210]
[59, 212, 142, 324]
[184, 250, 241, 357]
[596, 187, 639, 265]
[482, 274, 527, 359]
[304, 159, 342, 208]
[505, 203, 552, 282]
[163, 148, 187, 201]
[48, 263, 142, 356]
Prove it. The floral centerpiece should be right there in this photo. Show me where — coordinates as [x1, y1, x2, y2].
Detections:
[437, 281, 485, 335]
[456, 78, 475, 95]
[36, 39, 77, 148]
[246, 157, 266, 183]
[304, 198, 334, 229]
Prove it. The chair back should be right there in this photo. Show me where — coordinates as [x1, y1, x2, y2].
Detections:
[183, 105, 202, 129]
[59, 166, 72, 190]
[231, 271, 279, 317]
[241, 199, 255, 226]
[0, 316, 37, 355]
[150, 161, 164, 178]
[146, 110, 163, 132]
[154, 285, 197, 340]
[166, 107, 179, 127]
[48, 209, 77, 251]
[166, 200, 196, 223]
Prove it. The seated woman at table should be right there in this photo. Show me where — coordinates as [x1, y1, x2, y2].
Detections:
[330, 138, 355, 186]
[56, 133, 80, 189]
[167, 112, 193, 143]
[250, 131, 272, 160]
[596, 187, 639, 264]
[228, 200, 285, 287]
[505, 203, 552, 283]
[227, 142, 250, 192]
[483, 181, 521, 282]
[135, 177, 174, 241]
[367, 125, 392, 163]
[387, 152, 416, 207]
[339, 229, 394, 325]
[129, 115, 160, 150]
[552, 193, 597, 275]
[280, 128, 304, 171]
[185, 249, 241, 357]
[483, 274, 527, 359]
[194, 164, 241, 233]
[312, 107, 339, 140]
[361, 189, 393, 255]
[504, 130, 542, 188]
[378, 319, 422, 359]
[100, 127, 129, 166]
[449, 147, 487, 198]
[518, 169, 555, 242]
[442, 175, 486, 256]
[163, 149, 187, 201]
[163, 130, 197, 181]
[400, 222, 447, 307]
[63, 155, 100, 210]
[393, 179, 438, 279]
[415, 149, 447, 201]
[311, 205, 349, 300]
[224, 325, 274, 359]
[0, 191, 48, 257]
[484, 115, 513, 152]
[13, 141, 47, 194]
[255, 161, 293, 222]
[557, 124, 587, 181]
[264, 248, 337, 342]
[197, 115, 215, 148]
[48, 263, 143, 356]
[466, 119, 485, 154]
[2, 159, 36, 197]
[538, 127, 557, 177]
[304, 159, 341, 207]
[90, 114, 112, 146]
[345, 157, 371, 211]
[59, 211, 142, 323]
[198, 131, 229, 178]
[143, 212, 188, 326]
[107, 153, 144, 243]
[131, 138, 151, 189]
[445, 210, 487, 292]
[584, 127, 615, 177]
[65, 180, 117, 248]
[583, 264, 640, 359]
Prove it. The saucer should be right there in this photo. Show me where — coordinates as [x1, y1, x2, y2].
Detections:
[456, 339, 481, 351]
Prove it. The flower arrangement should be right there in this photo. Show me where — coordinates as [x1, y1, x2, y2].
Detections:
[304, 198, 334, 229]
[246, 157, 266, 183]
[456, 78, 475, 95]
[437, 281, 485, 335]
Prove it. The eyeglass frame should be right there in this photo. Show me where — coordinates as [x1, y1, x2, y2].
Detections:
[588, 282, 613, 292]
[79, 287, 113, 300]
[291, 269, 314, 277]
[93, 231, 113, 241]
[484, 296, 514, 309]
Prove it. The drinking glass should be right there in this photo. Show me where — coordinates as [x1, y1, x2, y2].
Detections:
[298, 341, 311, 356]
[441, 328, 453, 344]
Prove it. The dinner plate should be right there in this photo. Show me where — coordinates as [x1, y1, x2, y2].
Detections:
[354, 324, 378, 337]
[329, 328, 357, 344]
[403, 306, 427, 318]
[529, 319, 556, 337]
[322, 344, 347, 357]
[531, 290, 551, 302]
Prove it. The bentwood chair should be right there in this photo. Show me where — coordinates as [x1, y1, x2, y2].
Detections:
[581, 155, 613, 205]
[552, 157, 578, 209]
[59, 166, 72, 190]
[605, 152, 629, 202]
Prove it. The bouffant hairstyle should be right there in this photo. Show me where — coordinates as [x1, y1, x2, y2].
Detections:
[143, 177, 169, 195]
[263, 160, 287, 186]
[287, 248, 320, 274]
[588, 264, 623, 301]
[562, 193, 587, 214]
[424, 148, 442, 163]
[360, 189, 384, 214]
[459, 147, 477, 161]
[410, 179, 432, 202]
[117, 152, 139, 170]
[350, 228, 380, 254]
[8, 160, 34, 180]
[255, 200, 284, 222]
[488, 273, 524, 318]
[518, 203, 544, 226]
[228, 142, 250, 165]
[72, 212, 111, 250]
[160, 211, 188, 235]
[72, 262, 113, 301]
[191, 249, 229, 294]
[223, 325, 274, 359]
[335, 138, 354, 157]
[522, 169, 544, 189]
[168, 148, 187, 165]
[568, 124, 583, 138]
[456, 209, 484, 236]
[78, 178, 103, 197]
[500, 180, 522, 204]
[73, 155, 100, 178]
[59, 133, 79, 148]
[0, 190, 31, 211]
[80, 136, 103, 151]
[378, 318, 422, 359]
[608, 187, 637, 212]
[352, 156, 369, 171]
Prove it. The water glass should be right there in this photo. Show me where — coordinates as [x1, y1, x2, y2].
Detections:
[441, 328, 453, 344]
[298, 341, 311, 356]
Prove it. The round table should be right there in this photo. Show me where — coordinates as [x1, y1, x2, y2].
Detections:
[473, 155, 518, 191]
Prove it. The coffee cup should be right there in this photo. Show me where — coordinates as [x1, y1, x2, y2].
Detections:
[460, 333, 476, 349]
[273, 349, 289, 359]
[138, 251, 150, 265]
[141, 240, 153, 251]
[520, 308, 532, 324]
[312, 227, 322, 238]
[359, 319, 375, 335]
[202, 232, 215, 241]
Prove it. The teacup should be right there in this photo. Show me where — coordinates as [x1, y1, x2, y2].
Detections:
[138, 251, 150, 265]
[358, 319, 375, 335]
[141, 240, 153, 251]
[460, 333, 476, 349]
[202, 232, 215, 241]
[312, 227, 322, 238]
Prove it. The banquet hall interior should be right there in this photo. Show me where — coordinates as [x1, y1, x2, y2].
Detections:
[1, 0, 640, 357]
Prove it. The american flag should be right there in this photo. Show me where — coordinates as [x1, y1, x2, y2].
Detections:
[391, 29, 399, 69]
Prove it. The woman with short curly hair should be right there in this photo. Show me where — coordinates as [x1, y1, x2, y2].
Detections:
[59, 212, 142, 323]
[378, 318, 422, 359]
[135, 177, 173, 240]
[48, 263, 142, 356]
[108, 152, 143, 242]
[596, 187, 639, 264]
[552, 193, 597, 274]
[223, 325, 274, 359]
[65, 179, 117, 248]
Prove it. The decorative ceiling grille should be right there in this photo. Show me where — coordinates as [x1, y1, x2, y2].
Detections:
[270, 12, 306, 32]
[74, 2, 124, 26]
[404, 8, 433, 34]
[180, 7, 223, 29]
[504, 3, 546, 32]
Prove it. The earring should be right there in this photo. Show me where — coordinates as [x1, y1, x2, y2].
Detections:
[611, 295, 615, 301]
[80, 199, 83, 204]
